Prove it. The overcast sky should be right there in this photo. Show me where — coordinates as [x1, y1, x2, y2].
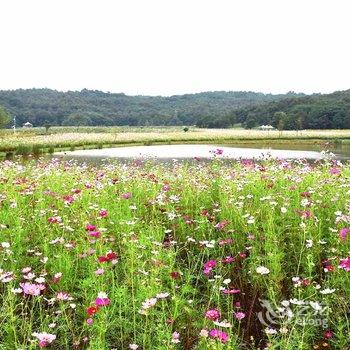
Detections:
[0, 0, 349, 96]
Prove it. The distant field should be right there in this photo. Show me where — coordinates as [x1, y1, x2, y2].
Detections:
[0, 127, 350, 155]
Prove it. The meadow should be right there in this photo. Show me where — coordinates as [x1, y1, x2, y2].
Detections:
[0, 154, 349, 349]
[1, 127, 350, 157]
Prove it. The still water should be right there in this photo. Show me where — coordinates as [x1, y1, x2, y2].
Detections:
[56, 143, 350, 162]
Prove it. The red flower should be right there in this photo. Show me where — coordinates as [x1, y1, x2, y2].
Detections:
[87, 306, 99, 316]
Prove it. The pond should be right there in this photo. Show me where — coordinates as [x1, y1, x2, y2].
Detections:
[55, 143, 350, 162]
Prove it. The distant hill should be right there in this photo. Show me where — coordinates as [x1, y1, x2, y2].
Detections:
[0, 88, 304, 127]
[233, 89, 350, 129]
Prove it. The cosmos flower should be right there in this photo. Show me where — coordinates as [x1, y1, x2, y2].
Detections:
[339, 258, 350, 271]
[208, 329, 228, 343]
[171, 331, 180, 343]
[205, 309, 221, 321]
[203, 260, 217, 275]
[32, 332, 56, 348]
[20, 282, 46, 296]
[339, 227, 350, 240]
[256, 266, 270, 275]
[95, 292, 110, 306]
[235, 312, 246, 321]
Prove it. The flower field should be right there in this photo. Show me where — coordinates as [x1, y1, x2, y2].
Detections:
[0, 156, 350, 349]
[1, 127, 350, 156]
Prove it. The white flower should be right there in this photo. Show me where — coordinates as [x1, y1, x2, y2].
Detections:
[129, 344, 139, 350]
[156, 292, 169, 299]
[97, 292, 108, 299]
[199, 329, 209, 338]
[213, 320, 232, 328]
[309, 301, 323, 311]
[1, 242, 10, 248]
[305, 239, 313, 248]
[265, 327, 278, 335]
[320, 288, 336, 295]
[223, 278, 231, 285]
[256, 266, 270, 275]
[281, 207, 287, 213]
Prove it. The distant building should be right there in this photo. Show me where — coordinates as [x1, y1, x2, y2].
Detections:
[258, 125, 274, 131]
[23, 122, 33, 128]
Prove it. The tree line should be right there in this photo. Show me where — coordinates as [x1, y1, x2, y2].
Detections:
[0, 88, 349, 129]
[0, 88, 302, 128]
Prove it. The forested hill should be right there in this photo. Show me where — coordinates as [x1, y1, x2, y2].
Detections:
[233, 89, 350, 130]
[0, 88, 303, 127]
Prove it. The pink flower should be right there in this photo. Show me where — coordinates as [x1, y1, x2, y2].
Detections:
[88, 231, 101, 238]
[203, 260, 217, 275]
[20, 282, 45, 296]
[32, 332, 56, 348]
[121, 192, 132, 199]
[162, 184, 171, 192]
[222, 256, 235, 264]
[205, 309, 221, 321]
[95, 292, 110, 306]
[222, 288, 241, 295]
[215, 220, 228, 230]
[48, 216, 62, 224]
[85, 224, 96, 231]
[62, 195, 74, 204]
[99, 210, 108, 217]
[339, 228, 350, 240]
[56, 292, 71, 301]
[235, 312, 246, 321]
[330, 167, 341, 175]
[219, 238, 233, 246]
[95, 268, 105, 276]
[324, 330, 333, 339]
[171, 331, 180, 343]
[339, 258, 350, 271]
[86, 318, 94, 325]
[209, 329, 229, 343]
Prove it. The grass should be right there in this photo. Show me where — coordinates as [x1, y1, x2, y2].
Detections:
[0, 156, 349, 349]
[1, 127, 350, 156]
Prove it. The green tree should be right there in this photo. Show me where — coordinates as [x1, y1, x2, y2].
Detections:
[62, 114, 92, 126]
[274, 111, 287, 135]
[0, 105, 10, 129]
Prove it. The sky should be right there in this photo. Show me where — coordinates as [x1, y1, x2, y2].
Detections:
[0, 0, 349, 96]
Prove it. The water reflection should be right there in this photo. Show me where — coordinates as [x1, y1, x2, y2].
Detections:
[55, 143, 350, 162]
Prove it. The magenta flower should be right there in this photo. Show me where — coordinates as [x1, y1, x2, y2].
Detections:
[205, 308, 221, 321]
[85, 223, 96, 231]
[95, 292, 110, 306]
[339, 228, 350, 240]
[214, 148, 224, 155]
[339, 258, 350, 271]
[203, 260, 217, 275]
[222, 288, 241, 295]
[99, 210, 108, 217]
[88, 231, 101, 238]
[209, 329, 229, 343]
